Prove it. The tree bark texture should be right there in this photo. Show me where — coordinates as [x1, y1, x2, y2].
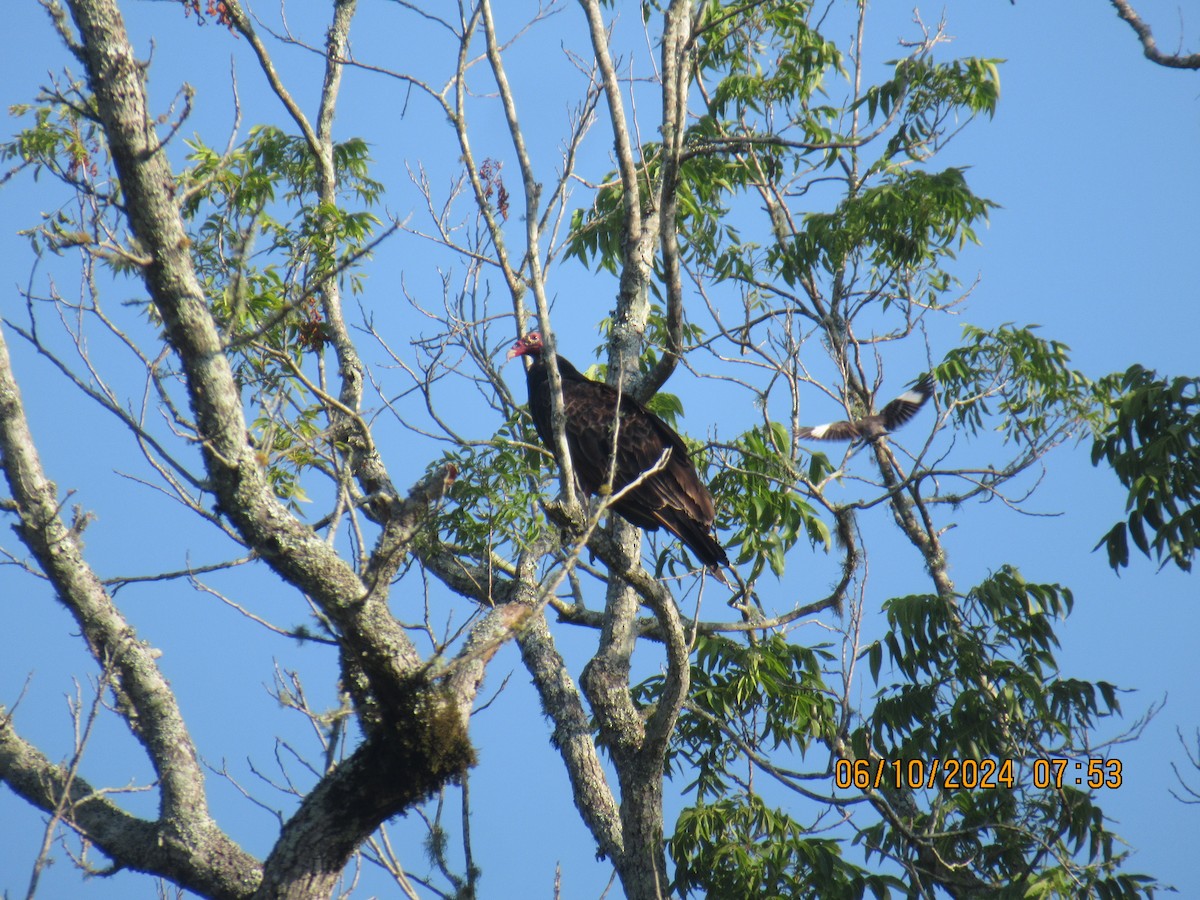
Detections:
[0, 2, 492, 896]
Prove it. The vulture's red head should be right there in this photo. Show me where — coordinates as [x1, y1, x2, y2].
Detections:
[506, 332, 545, 361]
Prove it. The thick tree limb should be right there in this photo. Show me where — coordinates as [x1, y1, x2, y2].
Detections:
[0, 326, 227, 848]
[44, 2, 495, 895]
[62, 0, 424, 715]
[255, 691, 474, 900]
[513, 591, 625, 862]
[0, 712, 260, 899]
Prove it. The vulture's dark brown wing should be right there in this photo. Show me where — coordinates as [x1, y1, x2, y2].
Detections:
[523, 354, 727, 568]
[524, 353, 583, 455]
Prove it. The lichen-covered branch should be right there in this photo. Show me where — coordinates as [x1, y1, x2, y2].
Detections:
[0, 324, 259, 895]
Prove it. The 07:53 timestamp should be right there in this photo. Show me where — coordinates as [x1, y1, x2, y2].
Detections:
[1034, 757, 1123, 790]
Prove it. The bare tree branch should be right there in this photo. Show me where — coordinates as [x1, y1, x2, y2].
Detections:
[1111, 0, 1200, 69]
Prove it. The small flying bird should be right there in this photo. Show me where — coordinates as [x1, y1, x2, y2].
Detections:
[507, 331, 729, 571]
[796, 375, 935, 442]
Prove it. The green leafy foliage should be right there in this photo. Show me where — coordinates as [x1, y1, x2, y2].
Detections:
[4, 106, 389, 511]
[711, 422, 831, 579]
[665, 634, 838, 797]
[569, 4, 841, 277]
[251, 405, 321, 511]
[860, 55, 1001, 154]
[865, 569, 1085, 756]
[855, 568, 1147, 893]
[695, 0, 844, 117]
[671, 795, 903, 899]
[785, 167, 994, 279]
[1, 97, 121, 259]
[433, 413, 549, 561]
[3, 98, 104, 190]
[1092, 364, 1200, 572]
[181, 126, 383, 332]
[178, 126, 383, 504]
[566, 137, 753, 277]
[634, 634, 879, 896]
[940, 323, 1098, 445]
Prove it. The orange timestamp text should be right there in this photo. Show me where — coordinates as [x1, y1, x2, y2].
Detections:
[834, 757, 1124, 791]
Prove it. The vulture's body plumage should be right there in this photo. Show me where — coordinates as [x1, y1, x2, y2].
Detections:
[508, 333, 728, 570]
[797, 375, 935, 442]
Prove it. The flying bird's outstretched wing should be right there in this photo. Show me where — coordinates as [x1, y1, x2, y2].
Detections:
[508, 332, 729, 570]
[797, 375, 935, 442]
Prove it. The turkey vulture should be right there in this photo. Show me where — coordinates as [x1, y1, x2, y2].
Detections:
[507, 332, 729, 570]
[797, 375, 935, 442]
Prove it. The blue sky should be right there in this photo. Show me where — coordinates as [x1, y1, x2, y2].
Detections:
[2, 1, 1198, 897]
